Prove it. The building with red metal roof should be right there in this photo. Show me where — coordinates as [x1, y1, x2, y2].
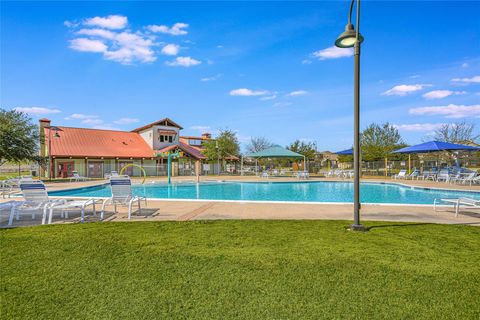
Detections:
[39, 118, 220, 178]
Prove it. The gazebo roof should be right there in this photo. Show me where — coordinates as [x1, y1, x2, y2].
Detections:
[244, 145, 304, 158]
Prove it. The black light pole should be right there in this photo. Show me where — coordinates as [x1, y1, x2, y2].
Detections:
[335, 0, 365, 231]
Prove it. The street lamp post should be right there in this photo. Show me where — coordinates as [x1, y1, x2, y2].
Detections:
[335, 0, 366, 231]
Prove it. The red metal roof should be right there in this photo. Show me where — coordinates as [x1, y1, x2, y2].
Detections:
[45, 126, 155, 158]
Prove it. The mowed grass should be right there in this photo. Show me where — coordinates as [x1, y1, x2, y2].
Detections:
[1, 220, 479, 319]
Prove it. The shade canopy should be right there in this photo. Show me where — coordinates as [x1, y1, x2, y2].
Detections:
[244, 145, 304, 158]
[336, 148, 353, 155]
[392, 141, 480, 154]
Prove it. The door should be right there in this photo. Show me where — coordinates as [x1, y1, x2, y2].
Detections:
[118, 161, 133, 176]
[88, 161, 104, 178]
[57, 162, 74, 178]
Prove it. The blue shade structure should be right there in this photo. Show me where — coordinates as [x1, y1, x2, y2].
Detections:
[392, 141, 480, 154]
[336, 148, 353, 155]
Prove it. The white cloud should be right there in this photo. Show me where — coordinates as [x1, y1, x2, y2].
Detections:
[14, 107, 61, 115]
[65, 113, 98, 120]
[69, 38, 108, 53]
[190, 125, 211, 133]
[394, 123, 445, 132]
[113, 118, 140, 125]
[76, 28, 116, 40]
[382, 84, 431, 96]
[68, 18, 159, 64]
[230, 88, 269, 96]
[422, 90, 466, 100]
[312, 46, 353, 60]
[461, 63, 469, 68]
[301, 59, 312, 65]
[409, 104, 480, 118]
[64, 20, 79, 28]
[201, 74, 222, 82]
[103, 31, 156, 64]
[147, 23, 188, 35]
[260, 94, 277, 101]
[84, 15, 128, 30]
[165, 56, 201, 67]
[288, 90, 308, 96]
[451, 75, 480, 84]
[161, 44, 180, 56]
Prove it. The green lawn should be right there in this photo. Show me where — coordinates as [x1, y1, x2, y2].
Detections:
[1, 221, 479, 319]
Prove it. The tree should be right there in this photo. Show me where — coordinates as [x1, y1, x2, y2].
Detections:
[246, 137, 273, 154]
[433, 121, 479, 143]
[203, 129, 240, 161]
[360, 122, 406, 161]
[0, 108, 39, 166]
[287, 140, 317, 160]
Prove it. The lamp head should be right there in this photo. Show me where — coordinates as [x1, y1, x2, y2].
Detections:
[335, 23, 364, 48]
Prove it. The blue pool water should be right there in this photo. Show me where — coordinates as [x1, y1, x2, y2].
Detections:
[49, 181, 480, 205]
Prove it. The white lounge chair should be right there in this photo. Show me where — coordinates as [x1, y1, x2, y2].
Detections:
[10, 180, 95, 225]
[70, 171, 88, 182]
[436, 170, 450, 183]
[393, 170, 407, 179]
[101, 176, 147, 220]
[9, 180, 57, 225]
[48, 199, 101, 224]
[406, 170, 420, 180]
[460, 171, 478, 186]
[434, 197, 480, 217]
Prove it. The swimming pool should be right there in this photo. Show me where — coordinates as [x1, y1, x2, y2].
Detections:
[49, 181, 480, 205]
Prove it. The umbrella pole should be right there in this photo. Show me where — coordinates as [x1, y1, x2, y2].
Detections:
[408, 154, 411, 174]
[384, 157, 387, 177]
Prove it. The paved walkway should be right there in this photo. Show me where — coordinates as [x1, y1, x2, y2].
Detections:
[1, 175, 479, 227]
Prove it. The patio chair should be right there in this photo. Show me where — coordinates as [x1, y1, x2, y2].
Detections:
[70, 171, 88, 182]
[434, 197, 480, 217]
[406, 169, 419, 180]
[460, 171, 478, 186]
[8, 180, 57, 226]
[436, 170, 450, 183]
[261, 171, 270, 178]
[393, 170, 407, 179]
[101, 176, 147, 220]
[10, 180, 95, 225]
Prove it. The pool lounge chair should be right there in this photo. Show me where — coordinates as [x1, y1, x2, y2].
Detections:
[101, 176, 147, 220]
[434, 197, 480, 217]
[406, 169, 420, 180]
[436, 170, 450, 183]
[70, 171, 88, 182]
[393, 170, 407, 179]
[10, 180, 95, 225]
[8, 181, 57, 226]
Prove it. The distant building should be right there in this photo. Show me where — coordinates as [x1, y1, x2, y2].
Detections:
[39, 118, 221, 178]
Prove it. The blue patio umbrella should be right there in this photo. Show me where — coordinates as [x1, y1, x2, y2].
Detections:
[336, 148, 353, 155]
[392, 140, 480, 172]
[392, 140, 480, 154]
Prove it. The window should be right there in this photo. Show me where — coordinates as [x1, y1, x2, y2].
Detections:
[159, 135, 174, 143]
[189, 139, 202, 146]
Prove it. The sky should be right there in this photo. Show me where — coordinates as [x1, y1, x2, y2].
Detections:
[1, 1, 479, 152]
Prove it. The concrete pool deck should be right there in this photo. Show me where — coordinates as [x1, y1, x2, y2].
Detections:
[1, 176, 479, 227]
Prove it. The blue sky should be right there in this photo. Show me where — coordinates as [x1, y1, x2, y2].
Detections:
[1, 1, 479, 151]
